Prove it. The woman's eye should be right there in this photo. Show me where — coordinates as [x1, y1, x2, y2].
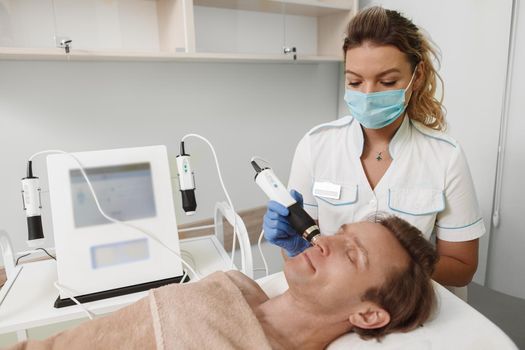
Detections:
[347, 81, 361, 87]
[381, 81, 397, 86]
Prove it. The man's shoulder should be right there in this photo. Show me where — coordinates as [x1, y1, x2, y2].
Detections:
[225, 271, 269, 307]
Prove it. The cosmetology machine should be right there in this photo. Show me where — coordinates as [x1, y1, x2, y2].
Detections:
[0, 139, 253, 310]
[47, 145, 186, 306]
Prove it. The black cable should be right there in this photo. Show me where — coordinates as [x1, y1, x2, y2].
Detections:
[15, 253, 31, 266]
[15, 247, 56, 266]
[36, 247, 56, 261]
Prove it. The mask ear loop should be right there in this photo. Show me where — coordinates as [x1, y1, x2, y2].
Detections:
[404, 64, 419, 92]
[403, 64, 420, 110]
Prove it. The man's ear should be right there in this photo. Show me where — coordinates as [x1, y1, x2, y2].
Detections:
[348, 302, 390, 330]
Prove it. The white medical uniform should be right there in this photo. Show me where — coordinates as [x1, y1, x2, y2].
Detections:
[288, 115, 486, 242]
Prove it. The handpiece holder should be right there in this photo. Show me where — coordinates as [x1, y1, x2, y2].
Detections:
[176, 141, 197, 215]
[22, 161, 45, 244]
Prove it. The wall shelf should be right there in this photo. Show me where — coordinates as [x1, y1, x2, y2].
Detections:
[0, 47, 342, 63]
[0, 0, 357, 62]
[193, 0, 352, 17]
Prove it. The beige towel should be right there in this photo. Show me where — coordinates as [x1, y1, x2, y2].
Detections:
[150, 271, 272, 350]
[8, 296, 155, 350]
[7, 271, 271, 350]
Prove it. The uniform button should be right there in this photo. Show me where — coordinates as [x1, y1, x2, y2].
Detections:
[370, 198, 377, 206]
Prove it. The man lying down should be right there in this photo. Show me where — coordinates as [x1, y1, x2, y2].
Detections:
[10, 215, 438, 350]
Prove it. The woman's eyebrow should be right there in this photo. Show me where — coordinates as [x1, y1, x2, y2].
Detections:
[344, 69, 362, 77]
[377, 68, 401, 77]
[344, 68, 401, 77]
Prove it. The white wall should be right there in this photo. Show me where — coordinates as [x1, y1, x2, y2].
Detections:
[359, 0, 513, 285]
[486, 0, 525, 299]
[0, 60, 339, 259]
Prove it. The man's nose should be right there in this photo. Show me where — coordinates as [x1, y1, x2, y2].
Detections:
[313, 236, 329, 256]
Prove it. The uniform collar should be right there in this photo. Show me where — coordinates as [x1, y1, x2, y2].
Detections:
[350, 115, 411, 159]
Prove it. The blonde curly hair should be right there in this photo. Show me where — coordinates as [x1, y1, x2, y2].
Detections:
[343, 6, 446, 131]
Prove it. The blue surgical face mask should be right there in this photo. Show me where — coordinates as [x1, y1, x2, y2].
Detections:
[344, 68, 417, 129]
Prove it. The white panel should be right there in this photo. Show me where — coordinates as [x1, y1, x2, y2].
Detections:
[284, 13, 317, 55]
[355, 0, 513, 285]
[194, 5, 316, 55]
[53, 0, 102, 50]
[53, 0, 160, 51]
[0, 0, 56, 48]
[117, 0, 160, 51]
[194, 5, 283, 54]
[0, 0, 159, 51]
[486, 0, 525, 299]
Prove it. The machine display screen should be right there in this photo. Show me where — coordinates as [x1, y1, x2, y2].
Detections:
[70, 163, 157, 228]
[91, 238, 150, 269]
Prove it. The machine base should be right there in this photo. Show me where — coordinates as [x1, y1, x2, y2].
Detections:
[54, 273, 190, 308]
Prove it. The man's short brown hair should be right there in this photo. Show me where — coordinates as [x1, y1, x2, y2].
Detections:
[353, 215, 438, 340]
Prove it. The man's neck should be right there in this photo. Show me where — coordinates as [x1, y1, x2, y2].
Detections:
[254, 292, 352, 350]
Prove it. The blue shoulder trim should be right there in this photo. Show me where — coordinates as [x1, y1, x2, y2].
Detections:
[307, 116, 354, 136]
[435, 217, 483, 230]
[411, 120, 457, 148]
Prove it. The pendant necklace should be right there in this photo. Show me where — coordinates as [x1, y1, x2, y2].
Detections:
[375, 152, 384, 161]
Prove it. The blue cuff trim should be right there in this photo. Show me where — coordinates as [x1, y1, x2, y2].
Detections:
[435, 217, 483, 230]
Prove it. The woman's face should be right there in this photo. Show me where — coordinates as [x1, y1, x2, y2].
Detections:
[345, 42, 416, 94]
[284, 222, 409, 318]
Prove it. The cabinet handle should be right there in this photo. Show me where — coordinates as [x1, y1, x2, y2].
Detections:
[283, 46, 297, 60]
[56, 36, 73, 54]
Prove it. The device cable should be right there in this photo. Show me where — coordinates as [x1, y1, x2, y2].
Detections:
[15, 247, 56, 266]
[181, 134, 244, 271]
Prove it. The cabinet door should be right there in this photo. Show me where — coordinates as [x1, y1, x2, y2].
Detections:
[51, 0, 161, 53]
[0, 0, 182, 54]
[0, 0, 56, 49]
[192, 0, 355, 60]
[281, 0, 355, 60]
[192, 0, 291, 57]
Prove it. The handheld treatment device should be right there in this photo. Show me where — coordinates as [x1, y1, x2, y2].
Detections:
[251, 160, 320, 244]
[176, 141, 197, 215]
[21, 161, 45, 246]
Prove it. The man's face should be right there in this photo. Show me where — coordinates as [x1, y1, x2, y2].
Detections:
[284, 222, 409, 317]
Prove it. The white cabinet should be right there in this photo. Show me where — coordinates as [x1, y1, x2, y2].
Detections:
[0, 0, 357, 62]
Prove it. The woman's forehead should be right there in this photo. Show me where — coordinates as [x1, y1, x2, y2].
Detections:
[345, 44, 412, 74]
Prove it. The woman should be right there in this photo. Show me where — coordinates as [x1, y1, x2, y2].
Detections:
[263, 6, 484, 288]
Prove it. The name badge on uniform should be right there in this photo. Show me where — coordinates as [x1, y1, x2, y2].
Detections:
[313, 181, 341, 200]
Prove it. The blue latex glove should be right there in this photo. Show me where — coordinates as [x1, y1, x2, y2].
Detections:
[263, 189, 310, 257]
